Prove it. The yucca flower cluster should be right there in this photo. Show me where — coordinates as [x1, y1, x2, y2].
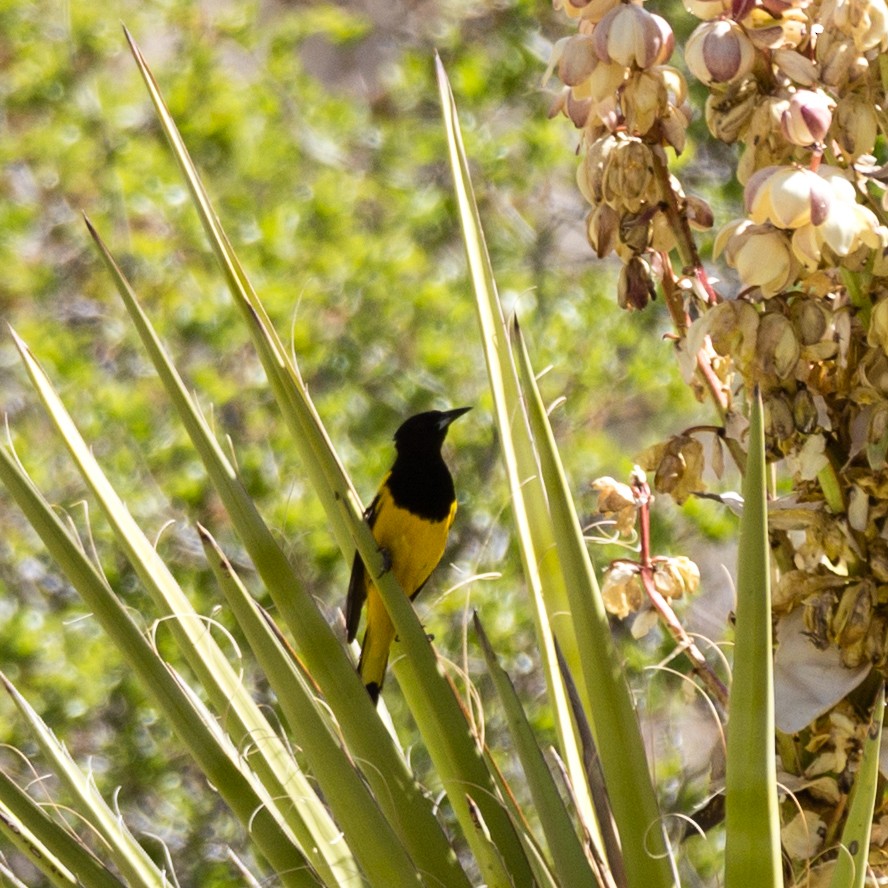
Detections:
[551, 0, 888, 873]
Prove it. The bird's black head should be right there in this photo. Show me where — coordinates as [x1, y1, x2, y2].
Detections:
[393, 407, 471, 455]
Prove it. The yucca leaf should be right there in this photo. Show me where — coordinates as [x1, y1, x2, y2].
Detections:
[512, 321, 677, 888]
[0, 770, 121, 888]
[121, 29, 527, 887]
[474, 613, 601, 886]
[827, 683, 884, 888]
[435, 52, 599, 848]
[199, 527, 422, 888]
[724, 388, 782, 887]
[0, 675, 167, 888]
[0, 443, 314, 887]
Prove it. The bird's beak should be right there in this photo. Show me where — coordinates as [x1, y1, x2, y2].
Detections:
[438, 406, 472, 429]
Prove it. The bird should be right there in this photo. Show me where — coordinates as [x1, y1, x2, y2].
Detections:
[346, 407, 471, 704]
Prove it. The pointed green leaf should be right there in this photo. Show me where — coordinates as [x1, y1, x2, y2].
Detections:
[724, 389, 782, 887]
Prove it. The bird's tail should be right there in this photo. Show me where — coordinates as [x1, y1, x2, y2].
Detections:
[357, 615, 396, 706]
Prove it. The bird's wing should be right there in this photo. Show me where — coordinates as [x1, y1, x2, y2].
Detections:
[345, 490, 382, 642]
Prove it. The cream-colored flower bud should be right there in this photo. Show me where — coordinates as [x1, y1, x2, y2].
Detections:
[715, 219, 800, 296]
[592, 4, 674, 69]
[602, 562, 644, 618]
[757, 312, 801, 379]
[685, 20, 757, 84]
[683, 0, 730, 18]
[781, 90, 834, 147]
[833, 93, 878, 159]
[745, 165, 832, 229]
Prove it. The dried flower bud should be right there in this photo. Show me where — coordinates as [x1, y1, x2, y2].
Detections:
[869, 298, 888, 353]
[704, 80, 759, 142]
[602, 137, 656, 212]
[685, 20, 756, 85]
[652, 556, 701, 599]
[793, 387, 818, 434]
[781, 811, 825, 861]
[592, 4, 674, 69]
[772, 49, 818, 85]
[618, 254, 657, 310]
[833, 93, 878, 160]
[586, 203, 620, 257]
[700, 298, 760, 369]
[745, 165, 832, 229]
[781, 90, 834, 147]
[821, 0, 888, 51]
[816, 33, 868, 89]
[832, 581, 874, 662]
[591, 476, 639, 535]
[602, 562, 645, 617]
[790, 298, 829, 345]
[757, 312, 801, 379]
[764, 392, 796, 440]
[637, 434, 705, 503]
[577, 134, 617, 204]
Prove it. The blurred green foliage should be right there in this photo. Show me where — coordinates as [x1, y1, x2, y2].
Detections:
[0, 0, 730, 882]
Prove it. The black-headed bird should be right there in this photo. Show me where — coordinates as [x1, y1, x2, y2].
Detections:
[346, 407, 470, 704]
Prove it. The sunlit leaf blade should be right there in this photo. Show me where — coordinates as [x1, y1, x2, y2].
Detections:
[827, 684, 884, 888]
[512, 321, 676, 888]
[0, 675, 166, 888]
[724, 389, 782, 887]
[8, 327, 341, 877]
[474, 613, 601, 886]
[198, 527, 425, 888]
[434, 52, 599, 846]
[121, 31, 516, 887]
[0, 770, 119, 888]
[553, 642, 625, 888]
[0, 444, 315, 887]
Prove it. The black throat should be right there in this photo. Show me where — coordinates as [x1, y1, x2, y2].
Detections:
[387, 451, 456, 521]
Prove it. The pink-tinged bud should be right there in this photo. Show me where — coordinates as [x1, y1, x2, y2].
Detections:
[781, 90, 834, 146]
[592, 4, 674, 69]
[685, 20, 757, 84]
[558, 35, 599, 85]
[745, 165, 833, 229]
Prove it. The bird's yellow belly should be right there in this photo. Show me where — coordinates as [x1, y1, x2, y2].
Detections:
[371, 488, 455, 597]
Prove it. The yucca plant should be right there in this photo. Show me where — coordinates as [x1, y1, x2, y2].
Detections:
[1, 15, 885, 888]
